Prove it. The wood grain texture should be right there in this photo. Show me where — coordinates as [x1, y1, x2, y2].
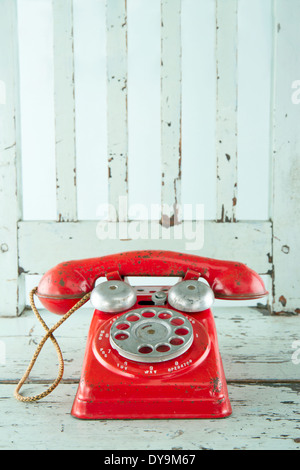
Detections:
[0, 383, 298, 449]
[2, 306, 299, 449]
[215, 0, 238, 222]
[106, 0, 128, 219]
[1, 307, 298, 383]
[0, 0, 25, 316]
[53, 0, 77, 222]
[18, 220, 272, 276]
[271, 0, 300, 314]
[161, 0, 182, 226]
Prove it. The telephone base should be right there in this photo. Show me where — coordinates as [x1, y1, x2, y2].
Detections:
[71, 305, 232, 420]
[71, 395, 231, 420]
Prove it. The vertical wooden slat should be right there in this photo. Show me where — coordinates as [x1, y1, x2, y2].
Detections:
[53, 0, 77, 222]
[0, 0, 25, 316]
[106, 0, 128, 221]
[272, 0, 300, 314]
[161, 0, 182, 227]
[215, 0, 238, 222]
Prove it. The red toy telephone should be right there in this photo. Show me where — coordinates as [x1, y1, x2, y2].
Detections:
[15, 250, 267, 419]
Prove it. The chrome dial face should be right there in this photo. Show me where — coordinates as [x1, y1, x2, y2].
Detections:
[110, 307, 193, 363]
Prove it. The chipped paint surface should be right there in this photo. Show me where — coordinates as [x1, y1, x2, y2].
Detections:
[161, 0, 182, 226]
[215, 0, 238, 223]
[35, 250, 267, 317]
[18, 220, 273, 283]
[53, 0, 77, 222]
[0, 0, 25, 316]
[272, 0, 300, 314]
[1, 0, 299, 318]
[69, 301, 231, 419]
[2, 308, 300, 448]
[106, 0, 128, 220]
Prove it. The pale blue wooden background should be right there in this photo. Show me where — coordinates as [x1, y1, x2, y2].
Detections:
[18, 0, 271, 221]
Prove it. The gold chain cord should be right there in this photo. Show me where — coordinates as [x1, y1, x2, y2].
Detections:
[14, 287, 91, 402]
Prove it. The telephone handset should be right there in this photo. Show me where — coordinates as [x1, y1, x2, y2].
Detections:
[15, 250, 267, 419]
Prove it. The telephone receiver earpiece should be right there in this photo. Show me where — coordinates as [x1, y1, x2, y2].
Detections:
[36, 250, 268, 315]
